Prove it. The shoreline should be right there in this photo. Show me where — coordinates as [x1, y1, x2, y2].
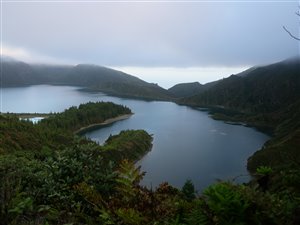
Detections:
[74, 113, 133, 135]
[2, 113, 50, 119]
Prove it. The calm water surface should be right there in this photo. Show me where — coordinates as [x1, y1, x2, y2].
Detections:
[1, 85, 270, 191]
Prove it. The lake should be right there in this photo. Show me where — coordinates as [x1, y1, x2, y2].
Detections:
[1, 85, 270, 191]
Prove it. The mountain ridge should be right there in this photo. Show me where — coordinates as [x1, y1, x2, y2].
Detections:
[180, 57, 300, 113]
[1, 57, 172, 100]
[1, 55, 300, 224]
[175, 56, 300, 175]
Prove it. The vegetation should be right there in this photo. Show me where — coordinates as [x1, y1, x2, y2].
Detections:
[40, 101, 132, 132]
[172, 59, 300, 179]
[181, 57, 299, 114]
[178, 57, 300, 199]
[168, 82, 204, 98]
[170, 57, 299, 225]
[0, 102, 155, 224]
[1, 58, 172, 100]
[1, 57, 299, 224]
[1, 101, 299, 224]
[168, 81, 220, 99]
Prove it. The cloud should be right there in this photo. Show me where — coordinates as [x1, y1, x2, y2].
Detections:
[1, 45, 32, 61]
[2, 2, 298, 67]
[1, 44, 75, 65]
[113, 66, 249, 88]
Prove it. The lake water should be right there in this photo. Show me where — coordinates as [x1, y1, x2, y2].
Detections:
[1, 85, 270, 191]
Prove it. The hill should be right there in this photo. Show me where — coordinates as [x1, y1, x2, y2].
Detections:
[1, 103, 299, 225]
[168, 81, 219, 98]
[1, 57, 300, 224]
[178, 57, 300, 175]
[181, 57, 300, 114]
[168, 82, 203, 98]
[1, 57, 172, 100]
[1, 58, 43, 86]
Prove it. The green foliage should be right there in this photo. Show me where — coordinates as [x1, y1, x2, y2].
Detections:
[173, 59, 300, 225]
[256, 166, 273, 176]
[184, 199, 210, 225]
[8, 195, 33, 216]
[40, 101, 131, 132]
[183, 180, 300, 225]
[168, 82, 203, 98]
[202, 182, 249, 224]
[181, 180, 196, 201]
[98, 209, 115, 225]
[1, 100, 299, 224]
[74, 182, 104, 205]
[103, 130, 153, 162]
[2, 60, 172, 100]
[116, 160, 145, 201]
[0, 153, 43, 224]
[177, 59, 300, 185]
[116, 208, 145, 225]
[182, 58, 300, 114]
[0, 102, 155, 224]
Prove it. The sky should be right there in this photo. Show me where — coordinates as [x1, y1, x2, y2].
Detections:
[1, 0, 299, 88]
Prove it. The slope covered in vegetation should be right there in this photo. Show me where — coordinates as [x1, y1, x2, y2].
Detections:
[1, 57, 172, 100]
[168, 82, 204, 98]
[181, 58, 299, 113]
[1, 57, 300, 224]
[1, 102, 299, 224]
[178, 58, 300, 174]
[167, 58, 300, 225]
[0, 102, 153, 224]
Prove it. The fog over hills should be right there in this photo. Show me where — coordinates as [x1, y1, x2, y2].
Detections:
[170, 56, 300, 175]
[180, 56, 300, 113]
[168, 82, 203, 98]
[1, 56, 299, 104]
[1, 57, 172, 100]
[1, 55, 300, 224]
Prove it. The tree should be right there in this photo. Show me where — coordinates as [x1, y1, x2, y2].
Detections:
[181, 179, 196, 201]
[283, 6, 300, 41]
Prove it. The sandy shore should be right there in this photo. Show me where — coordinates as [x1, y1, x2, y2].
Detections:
[74, 113, 133, 134]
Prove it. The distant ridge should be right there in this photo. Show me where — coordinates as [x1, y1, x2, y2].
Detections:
[168, 80, 220, 98]
[180, 57, 300, 113]
[1, 55, 17, 62]
[176, 56, 300, 173]
[168, 82, 203, 98]
[2, 55, 300, 188]
[1, 58, 172, 100]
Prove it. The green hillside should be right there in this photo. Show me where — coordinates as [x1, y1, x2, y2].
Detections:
[181, 57, 300, 114]
[168, 82, 204, 98]
[1, 101, 299, 225]
[168, 81, 219, 98]
[178, 57, 300, 195]
[0, 102, 154, 224]
[1, 56, 300, 224]
[1, 57, 172, 100]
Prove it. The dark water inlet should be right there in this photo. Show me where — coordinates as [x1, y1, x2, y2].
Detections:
[1, 85, 270, 191]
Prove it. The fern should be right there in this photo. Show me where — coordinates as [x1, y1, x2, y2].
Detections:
[256, 166, 273, 176]
[184, 199, 211, 225]
[202, 182, 250, 224]
[115, 160, 145, 202]
[116, 208, 146, 225]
